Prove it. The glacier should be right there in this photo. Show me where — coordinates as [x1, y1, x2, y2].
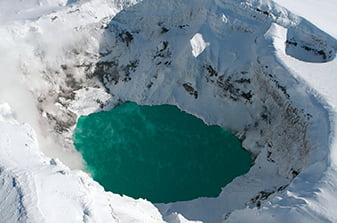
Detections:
[0, 0, 337, 222]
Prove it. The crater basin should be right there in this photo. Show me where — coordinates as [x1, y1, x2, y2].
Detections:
[74, 102, 252, 203]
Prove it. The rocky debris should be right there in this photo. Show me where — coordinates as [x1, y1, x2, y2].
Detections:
[204, 65, 253, 103]
[153, 41, 172, 66]
[248, 183, 289, 208]
[182, 83, 198, 99]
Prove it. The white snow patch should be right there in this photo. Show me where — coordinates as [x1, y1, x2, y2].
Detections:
[190, 33, 210, 58]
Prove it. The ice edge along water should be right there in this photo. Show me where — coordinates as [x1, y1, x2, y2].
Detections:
[0, 0, 337, 222]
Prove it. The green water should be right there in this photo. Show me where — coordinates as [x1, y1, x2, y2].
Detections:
[73, 102, 251, 203]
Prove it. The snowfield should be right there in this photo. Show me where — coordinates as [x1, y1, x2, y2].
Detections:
[0, 0, 337, 222]
[0, 104, 165, 223]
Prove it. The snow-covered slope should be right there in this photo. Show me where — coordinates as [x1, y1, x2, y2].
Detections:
[0, 103, 166, 223]
[0, 0, 337, 222]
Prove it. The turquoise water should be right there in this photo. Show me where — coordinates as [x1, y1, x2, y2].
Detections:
[73, 102, 251, 203]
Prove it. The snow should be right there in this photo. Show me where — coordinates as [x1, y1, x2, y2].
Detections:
[0, 105, 165, 222]
[0, 0, 67, 24]
[0, 103, 17, 124]
[225, 21, 337, 222]
[190, 33, 210, 57]
[273, 0, 337, 39]
[0, 0, 337, 222]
